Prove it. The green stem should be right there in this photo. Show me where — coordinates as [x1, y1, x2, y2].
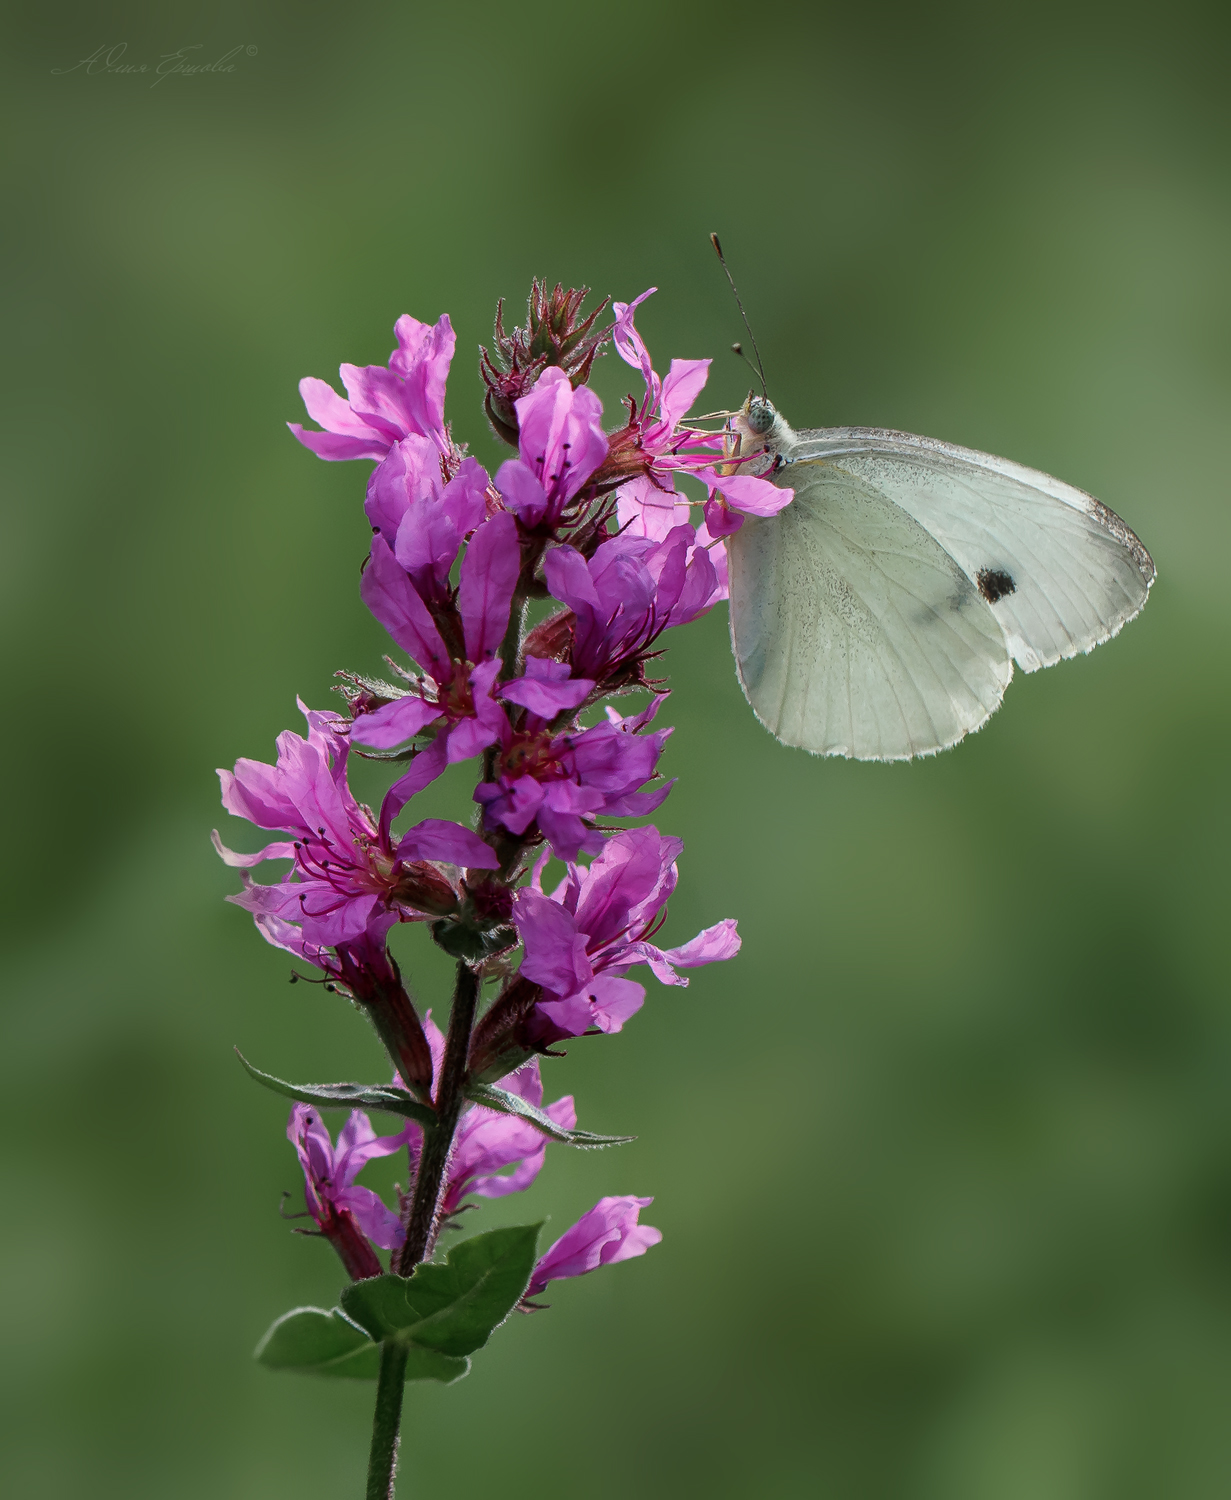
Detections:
[366, 1340, 409, 1500]
[365, 961, 482, 1499]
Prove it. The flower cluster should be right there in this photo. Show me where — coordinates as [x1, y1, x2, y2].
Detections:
[221, 281, 782, 1463]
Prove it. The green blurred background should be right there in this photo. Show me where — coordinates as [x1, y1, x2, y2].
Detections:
[2, 2, 1228, 1495]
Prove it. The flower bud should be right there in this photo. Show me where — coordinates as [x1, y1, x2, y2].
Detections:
[466, 975, 570, 1082]
[523, 608, 576, 662]
[390, 861, 461, 918]
[480, 281, 610, 447]
[430, 909, 517, 962]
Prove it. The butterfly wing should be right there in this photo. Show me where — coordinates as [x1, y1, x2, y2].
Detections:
[728, 462, 1013, 759]
[786, 428, 1156, 672]
[726, 428, 1154, 760]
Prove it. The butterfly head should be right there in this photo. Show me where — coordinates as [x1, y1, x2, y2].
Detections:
[732, 394, 795, 456]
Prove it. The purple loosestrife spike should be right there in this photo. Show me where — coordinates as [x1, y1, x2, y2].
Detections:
[524, 1196, 661, 1302]
[229, 284, 753, 1498]
[288, 1104, 411, 1278]
[510, 826, 741, 1037]
[289, 313, 457, 463]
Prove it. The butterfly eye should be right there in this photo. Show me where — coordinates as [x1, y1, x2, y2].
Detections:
[747, 400, 776, 436]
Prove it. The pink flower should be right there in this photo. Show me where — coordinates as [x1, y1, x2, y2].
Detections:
[493, 367, 609, 530]
[474, 683, 675, 863]
[288, 1104, 408, 1278]
[289, 314, 455, 462]
[365, 442, 492, 557]
[352, 511, 521, 831]
[541, 524, 725, 687]
[213, 701, 498, 949]
[606, 290, 793, 540]
[525, 1195, 661, 1300]
[510, 826, 741, 1036]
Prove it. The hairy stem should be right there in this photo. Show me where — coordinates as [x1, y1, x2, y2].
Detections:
[366, 1340, 409, 1500]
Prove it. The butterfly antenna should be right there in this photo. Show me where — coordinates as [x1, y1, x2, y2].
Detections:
[710, 232, 767, 398]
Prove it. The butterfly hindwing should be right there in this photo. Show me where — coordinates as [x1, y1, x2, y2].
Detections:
[728, 462, 1012, 760]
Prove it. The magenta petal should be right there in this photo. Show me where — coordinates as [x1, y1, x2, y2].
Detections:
[440, 458, 491, 536]
[288, 1104, 334, 1220]
[477, 775, 544, 836]
[366, 434, 443, 540]
[600, 779, 676, 817]
[533, 992, 595, 1037]
[514, 368, 608, 505]
[533, 805, 590, 864]
[360, 538, 451, 677]
[252, 913, 314, 960]
[389, 313, 454, 439]
[494, 459, 549, 527]
[334, 1108, 413, 1182]
[513, 890, 592, 996]
[707, 470, 794, 517]
[658, 358, 711, 430]
[603, 1222, 663, 1265]
[288, 423, 389, 462]
[702, 496, 744, 539]
[445, 714, 500, 762]
[459, 511, 520, 662]
[542, 544, 601, 613]
[298, 376, 381, 440]
[581, 974, 646, 1033]
[611, 290, 658, 395]
[526, 1195, 659, 1297]
[616, 475, 691, 542]
[381, 735, 449, 837]
[337, 367, 411, 444]
[336, 1184, 406, 1250]
[210, 829, 295, 868]
[350, 696, 441, 749]
[299, 889, 384, 949]
[396, 818, 499, 869]
[662, 917, 741, 968]
[500, 672, 594, 718]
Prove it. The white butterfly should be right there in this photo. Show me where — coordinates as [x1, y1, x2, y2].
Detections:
[725, 399, 1155, 761]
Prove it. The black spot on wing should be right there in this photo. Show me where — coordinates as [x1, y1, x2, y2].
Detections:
[976, 568, 1016, 604]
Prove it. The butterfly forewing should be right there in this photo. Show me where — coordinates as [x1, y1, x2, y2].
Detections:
[786, 429, 1155, 672]
[727, 427, 1155, 761]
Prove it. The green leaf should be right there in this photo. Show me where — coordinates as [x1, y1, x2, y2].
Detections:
[254, 1306, 469, 1383]
[341, 1224, 541, 1357]
[465, 1082, 635, 1148]
[235, 1050, 436, 1127]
